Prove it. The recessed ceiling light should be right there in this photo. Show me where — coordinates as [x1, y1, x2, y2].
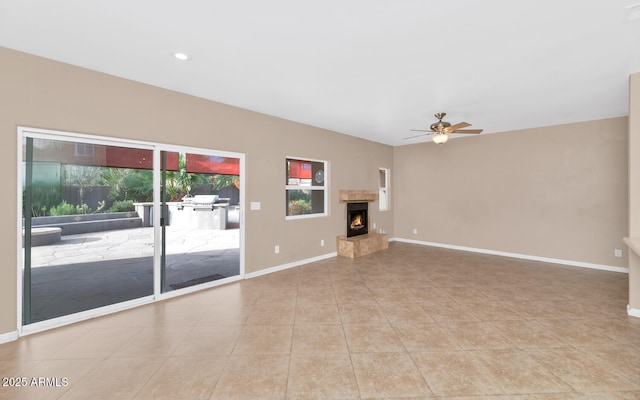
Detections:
[173, 52, 190, 61]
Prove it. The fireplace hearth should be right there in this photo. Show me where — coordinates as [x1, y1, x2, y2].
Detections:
[346, 202, 368, 238]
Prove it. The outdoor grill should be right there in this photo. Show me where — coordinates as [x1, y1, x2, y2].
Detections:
[178, 195, 220, 210]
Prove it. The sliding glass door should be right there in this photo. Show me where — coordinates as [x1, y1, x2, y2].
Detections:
[20, 129, 243, 329]
[160, 150, 241, 292]
[21, 135, 155, 324]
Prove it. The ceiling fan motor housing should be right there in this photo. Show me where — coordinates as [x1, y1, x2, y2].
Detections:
[430, 121, 451, 132]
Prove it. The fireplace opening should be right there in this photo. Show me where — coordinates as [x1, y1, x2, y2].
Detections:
[346, 202, 368, 238]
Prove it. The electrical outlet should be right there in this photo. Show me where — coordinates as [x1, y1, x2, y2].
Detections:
[275, 245, 280, 254]
[321, 239, 325, 247]
[373, 222, 376, 229]
[413, 228, 418, 235]
[614, 249, 623, 257]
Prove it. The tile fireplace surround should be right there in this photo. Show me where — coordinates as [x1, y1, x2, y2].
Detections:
[338, 190, 389, 258]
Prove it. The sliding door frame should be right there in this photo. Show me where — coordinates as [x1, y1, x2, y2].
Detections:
[17, 127, 245, 335]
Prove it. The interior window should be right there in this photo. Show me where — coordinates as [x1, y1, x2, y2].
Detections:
[285, 157, 327, 218]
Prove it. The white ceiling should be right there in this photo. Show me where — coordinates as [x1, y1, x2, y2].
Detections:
[1, 1, 640, 146]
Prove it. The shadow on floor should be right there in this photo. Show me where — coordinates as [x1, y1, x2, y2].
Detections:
[28, 248, 240, 323]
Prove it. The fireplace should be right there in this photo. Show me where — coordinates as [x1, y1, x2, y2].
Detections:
[346, 202, 368, 238]
[337, 190, 388, 258]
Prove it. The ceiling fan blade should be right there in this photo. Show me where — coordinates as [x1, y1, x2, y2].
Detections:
[409, 129, 431, 132]
[447, 122, 471, 131]
[403, 132, 432, 140]
[453, 129, 483, 134]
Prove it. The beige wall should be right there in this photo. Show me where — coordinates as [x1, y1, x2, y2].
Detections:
[393, 117, 628, 267]
[0, 47, 393, 335]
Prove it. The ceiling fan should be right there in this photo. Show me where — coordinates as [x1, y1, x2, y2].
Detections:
[406, 112, 483, 144]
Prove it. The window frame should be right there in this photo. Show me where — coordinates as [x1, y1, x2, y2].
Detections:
[285, 156, 328, 220]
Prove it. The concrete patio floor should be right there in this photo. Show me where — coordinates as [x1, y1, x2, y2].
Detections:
[25, 226, 240, 323]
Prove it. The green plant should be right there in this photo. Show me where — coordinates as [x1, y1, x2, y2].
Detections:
[164, 153, 210, 201]
[25, 186, 62, 217]
[165, 179, 181, 202]
[101, 168, 130, 201]
[94, 200, 106, 213]
[49, 201, 92, 216]
[209, 175, 239, 193]
[288, 199, 312, 216]
[108, 200, 135, 212]
[75, 203, 91, 214]
[122, 170, 154, 202]
[101, 168, 154, 202]
[49, 201, 75, 216]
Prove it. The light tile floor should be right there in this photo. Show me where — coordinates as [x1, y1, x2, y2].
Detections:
[2, 242, 640, 399]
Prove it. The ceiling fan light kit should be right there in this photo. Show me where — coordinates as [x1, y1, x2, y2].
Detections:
[432, 132, 449, 144]
[406, 112, 483, 144]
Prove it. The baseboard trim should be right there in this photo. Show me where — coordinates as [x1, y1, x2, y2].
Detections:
[245, 252, 338, 279]
[628, 305, 640, 318]
[392, 238, 629, 274]
[0, 330, 19, 344]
